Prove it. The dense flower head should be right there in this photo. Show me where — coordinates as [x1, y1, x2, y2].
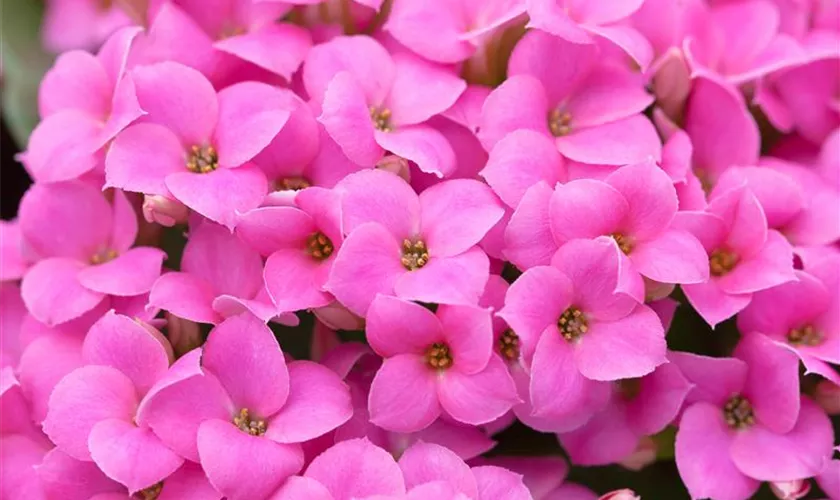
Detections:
[2, 0, 839, 498]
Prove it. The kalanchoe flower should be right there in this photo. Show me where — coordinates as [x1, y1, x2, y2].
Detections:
[303, 35, 466, 176]
[105, 62, 294, 229]
[19, 182, 166, 325]
[366, 295, 519, 433]
[139, 314, 353, 500]
[236, 187, 343, 313]
[674, 334, 834, 500]
[326, 169, 503, 315]
[41, 0, 132, 52]
[676, 185, 798, 327]
[480, 30, 659, 166]
[43, 312, 183, 493]
[499, 238, 666, 421]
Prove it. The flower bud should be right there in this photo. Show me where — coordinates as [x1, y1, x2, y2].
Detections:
[600, 489, 641, 500]
[770, 479, 810, 500]
[142, 195, 189, 227]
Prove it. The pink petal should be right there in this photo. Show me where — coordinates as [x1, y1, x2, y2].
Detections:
[304, 438, 406, 499]
[197, 419, 304, 500]
[83, 311, 170, 396]
[324, 223, 405, 316]
[419, 179, 504, 258]
[438, 355, 519, 425]
[731, 398, 833, 481]
[675, 402, 760, 500]
[631, 230, 710, 284]
[386, 53, 466, 126]
[367, 295, 443, 358]
[682, 281, 752, 328]
[265, 361, 352, 443]
[265, 249, 332, 312]
[21, 258, 105, 326]
[575, 305, 667, 381]
[337, 169, 420, 237]
[43, 365, 138, 460]
[88, 419, 183, 493]
[399, 442, 478, 498]
[368, 354, 440, 433]
[504, 182, 557, 270]
[394, 248, 489, 306]
[214, 23, 311, 79]
[482, 130, 566, 209]
[78, 247, 166, 297]
[478, 75, 550, 150]
[549, 179, 627, 243]
[319, 72, 383, 166]
[148, 272, 221, 324]
[202, 314, 289, 417]
[438, 304, 494, 375]
[131, 62, 218, 146]
[105, 123, 186, 196]
[605, 161, 677, 240]
[555, 114, 661, 166]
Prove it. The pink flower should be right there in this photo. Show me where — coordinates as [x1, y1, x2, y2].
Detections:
[674, 335, 834, 500]
[19, 182, 166, 326]
[676, 185, 797, 327]
[498, 238, 667, 419]
[479, 30, 660, 166]
[42, 0, 132, 53]
[23, 27, 144, 184]
[383, 0, 526, 64]
[326, 169, 503, 315]
[557, 360, 693, 465]
[42, 312, 183, 493]
[526, 0, 653, 70]
[505, 160, 709, 285]
[303, 35, 466, 176]
[235, 187, 343, 313]
[105, 62, 294, 229]
[150, 221, 290, 324]
[366, 295, 519, 432]
[139, 314, 353, 500]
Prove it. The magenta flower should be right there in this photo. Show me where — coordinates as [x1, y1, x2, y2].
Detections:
[384, 0, 526, 64]
[674, 335, 834, 500]
[150, 221, 291, 324]
[366, 295, 519, 433]
[105, 62, 294, 228]
[676, 185, 798, 327]
[41, 0, 131, 53]
[42, 312, 183, 493]
[303, 35, 466, 176]
[505, 161, 709, 285]
[499, 238, 667, 420]
[19, 182, 165, 326]
[479, 30, 659, 166]
[139, 314, 353, 500]
[526, 0, 653, 70]
[557, 360, 693, 465]
[23, 27, 144, 183]
[326, 169, 503, 315]
[236, 187, 343, 313]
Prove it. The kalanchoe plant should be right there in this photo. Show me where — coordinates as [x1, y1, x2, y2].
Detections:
[1, 0, 839, 499]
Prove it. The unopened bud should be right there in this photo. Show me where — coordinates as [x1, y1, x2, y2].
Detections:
[619, 437, 657, 471]
[814, 380, 840, 415]
[600, 489, 641, 500]
[142, 195, 189, 227]
[770, 479, 810, 500]
[165, 312, 204, 357]
[376, 155, 411, 183]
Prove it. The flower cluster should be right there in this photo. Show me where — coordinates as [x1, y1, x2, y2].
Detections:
[3, 0, 839, 499]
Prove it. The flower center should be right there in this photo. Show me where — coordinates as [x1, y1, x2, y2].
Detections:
[558, 307, 588, 342]
[612, 233, 633, 254]
[723, 395, 755, 429]
[186, 145, 218, 173]
[400, 238, 429, 270]
[233, 408, 267, 436]
[306, 231, 334, 261]
[135, 482, 163, 500]
[618, 378, 642, 400]
[548, 108, 572, 137]
[370, 106, 393, 132]
[787, 324, 822, 346]
[709, 249, 739, 276]
[498, 329, 521, 361]
[90, 248, 118, 265]
[425, 342, 453, 370]
[274, 176, 311, 191]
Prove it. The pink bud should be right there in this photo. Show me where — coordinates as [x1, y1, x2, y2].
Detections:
[770, 479, 811, 500]
[164, 312, 204, 357]
[619, 437, 657, 471]
[600, 489, 641, 500]
[142, 195, 189, 227]
[814, 380, 840, 415]
[376, 155, 411, 183]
